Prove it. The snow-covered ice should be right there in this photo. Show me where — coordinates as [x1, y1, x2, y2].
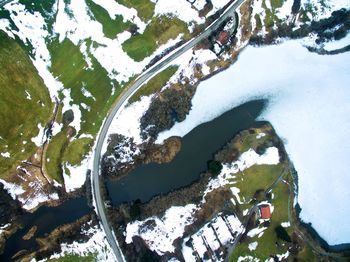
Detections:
[256, 132, 266, 139]
[323, 32, 350, 51]
[155, 39, 350, 245]
[275, 0, 294, 20]
[31, 123, 45, 147]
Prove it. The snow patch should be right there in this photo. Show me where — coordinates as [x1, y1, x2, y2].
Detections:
[183, 214, 243, 260]
[207, 0, 231, 17]
[155, 0, 205, 25]
[31, 124, 45, 146]
[323, 32, 350, 51]
[21, 192, 59, 210]
[256, 132, 266, 139]
[105, 95, 153, 148]
[1, 152, 10, 158]
[125, 204, 197, 255]
[61, 89, 82, 134]
[247, 226, 267, 238]
[4, 2, 64, 100]
[54, 0, 185, 83]
[91, 0, 146, 31]
[248, 241, 258, 251]
[0, 179, 25, 199]
[48, 222, 115, 261]
[0, 19, 15, 38]
[63, 158, 89, 193]
[281, 221, 291, 228]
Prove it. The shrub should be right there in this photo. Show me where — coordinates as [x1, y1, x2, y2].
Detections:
[275, 225, 292, 242]
[208, 160, 223, 177]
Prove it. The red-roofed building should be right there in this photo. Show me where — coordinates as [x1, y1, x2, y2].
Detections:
[217, 31, 230, 45]
[259, 205, 271, 220]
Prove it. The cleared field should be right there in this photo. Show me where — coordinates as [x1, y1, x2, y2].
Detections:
[117, 0, 155, 21]
[0, 31, 52, 178]
[122, 15, 190, 61]
[45, 128, 70, 184]
[63, 137, 94, 166]
[47, 254, 96, 262]
[231, 164, 285, 202]
[129, 65, 179, 103]
[86, 0, 132, 39]
[230, 174, 291, 261]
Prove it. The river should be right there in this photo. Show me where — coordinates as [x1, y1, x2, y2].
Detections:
[0, 196, 91, 261]
[106, 100, 267, 204]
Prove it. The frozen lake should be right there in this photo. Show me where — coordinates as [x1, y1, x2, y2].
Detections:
[157, 39, 350, 246]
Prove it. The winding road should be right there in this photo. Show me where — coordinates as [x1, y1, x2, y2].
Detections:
[0, 0, 13, 8]
[91, 0, 246, 260]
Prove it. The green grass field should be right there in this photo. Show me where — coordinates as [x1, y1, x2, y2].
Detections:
[63, 137, 94, 166]
[46, 37, 126, 181]
[129, 65, 179, 103]
[117, 0, 155, 21]
[231, 164, 285, 202]
[48, 37, 120, 136]
[230, 176, 291, 261]
[45, 128, 70, 184]
[122, 16, 190, 61]
[86, 0, 132, 39]
[0, 31, 53, 178]
[47, 254, 96, 262]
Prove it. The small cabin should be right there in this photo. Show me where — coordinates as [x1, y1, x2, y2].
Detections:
[259, 205, 271, 220]
[217, 31, 230, 46]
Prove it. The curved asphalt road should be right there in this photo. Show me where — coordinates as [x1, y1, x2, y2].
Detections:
[0, 0, 13, 7]
[91, 0, 246, 260]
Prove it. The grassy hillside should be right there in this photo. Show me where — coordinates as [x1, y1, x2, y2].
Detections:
[129, 65, 179, 103]
[122, 16, 190, 61]
[117, 0, 155, 21]
[0, 31, 52, 178]
[45, 37, 127, 181]
[48, 38, 119, 136]
[86, 0, 133, 39]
